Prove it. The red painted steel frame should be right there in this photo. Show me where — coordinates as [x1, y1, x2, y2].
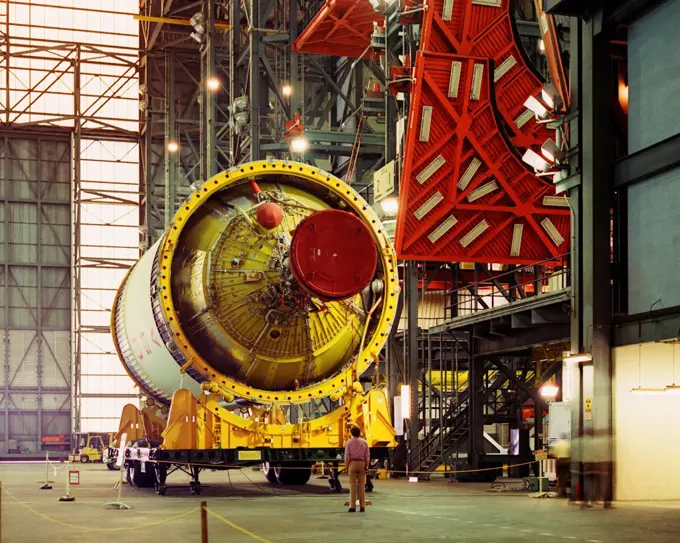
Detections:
[420, 0, 551, 149]
[292, 0, 383, 58]
[394, 52, 569, 264]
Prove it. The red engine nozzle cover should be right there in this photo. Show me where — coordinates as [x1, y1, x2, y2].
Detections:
[290, 209, 378, 302]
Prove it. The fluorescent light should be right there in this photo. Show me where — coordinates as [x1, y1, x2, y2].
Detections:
[540, 384, 559, 399]
[630, 387, 667, 395]
[419, 106, 433, 142]
[665, 385, 680, 395]
[207, 77, 220, 91]
[541, 217, 564, 246]
[414, 191, 443, 219]
[542, 195, 570, 208]
[460, 220, 489, 247]
[448, 61, 462, 98]
[401, 384, 411, 419]
[541, 85, 556, 110]
[282, 84, 293, 97]
[442, 0, 453, 21]
[470, 64, 484, 101]
[167, 141, 179, 153]
[458, 157, 481, 190]
[564, 353, 592, 364]
[290, 136, 308, 153]
[522, 149, 550, 172]
[417, 155, 446, 184]
[539, 39, 545, 52]
[428, 215, 458, 243]
[380, 197, 399, 216]
[524, 95, 549, 118]
[494, 55, 516, 82]
[510, 223, 523, 257]
[467, 180, 498, 202]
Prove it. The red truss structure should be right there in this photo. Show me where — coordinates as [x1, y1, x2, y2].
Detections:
[292, 0, 383, 58]
[394, 52, 569, 264]
[420, 0, 551, 149]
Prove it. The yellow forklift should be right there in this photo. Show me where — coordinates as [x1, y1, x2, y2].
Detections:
[71, 432, 114, 463]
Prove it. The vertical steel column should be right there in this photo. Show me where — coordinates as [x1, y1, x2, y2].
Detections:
[406, 262, 419, 465]
[567, 16, 582, 501]
[249, 0, 261, 161]
[71, 46, 82, 441]
[229, 0, 241, 166]
[164, 51, 176, 230]
[36, 139, 43, 447]
[289, 0, 300, 117]
[468, 355, 484, 468]
[3, 135, 9, 452]
[204, 0, 217, 178]
[579, 14, 614, 499]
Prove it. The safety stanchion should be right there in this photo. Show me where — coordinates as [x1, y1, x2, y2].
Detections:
[39, 452, 53, 490]
[58, 462, 75, 502]
[106, 461, 131, 510]
[1, 480, 3, 543]
[201, 501, 208, 543]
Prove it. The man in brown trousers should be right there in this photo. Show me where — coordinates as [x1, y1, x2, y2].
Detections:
[344, 425, 370, 512]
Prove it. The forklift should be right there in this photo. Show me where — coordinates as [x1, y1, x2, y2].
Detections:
[71, 433, 114, 463]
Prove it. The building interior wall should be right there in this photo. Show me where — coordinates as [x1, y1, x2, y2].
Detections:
[627, 0, 680, 314]
[613, 342, 680, 501]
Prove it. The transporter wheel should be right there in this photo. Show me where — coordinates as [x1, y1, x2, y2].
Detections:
[262, 462, 279, 484]
[80, 455, 89, 463]
[128, 462, 154, 488]
[275, 463, 312, 485]
[154, 481, 167, 496]
[106, 461, 117, 471]
[189, 481, 202, 495]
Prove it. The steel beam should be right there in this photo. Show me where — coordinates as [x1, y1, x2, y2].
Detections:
[164, 51, 177, 229]
[406, 262, 419, 464]
[613, 132, 680, 189]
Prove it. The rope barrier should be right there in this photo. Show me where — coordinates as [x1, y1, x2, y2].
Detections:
[148, 457, 539, 476]
[0, 484, 199, 532]
[204, 507, 274, 543]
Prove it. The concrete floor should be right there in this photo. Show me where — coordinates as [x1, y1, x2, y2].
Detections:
[1, 464, 679, 542]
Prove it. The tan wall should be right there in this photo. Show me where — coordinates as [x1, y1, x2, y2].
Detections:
[613, 342, 680, 500]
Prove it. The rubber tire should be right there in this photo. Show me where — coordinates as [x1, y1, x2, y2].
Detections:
[275, 464, 312, 485]
[263, 462, 279, 484]
[106, 461, 117, 471]
[80, 455, 89, 463]
[129, 462, 154, 488]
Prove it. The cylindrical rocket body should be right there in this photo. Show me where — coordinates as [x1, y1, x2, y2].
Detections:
[111, 161, 398, 406]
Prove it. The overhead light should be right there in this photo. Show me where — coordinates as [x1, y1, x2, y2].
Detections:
[540, 384, 559, 399]
[630, 387, 667, 395]
[400, 384, 411, 419]
[524, 96, 549, 118]
[541, 139, 564, 163]
[564, 353, 592, 364]
[190, 32, 203, 43]
[207, 77, 220, 91]
[290, 136, 308, 153]
[282, 84, 293, 97]
[380, 197, 399, 216]
[539, 39, 545, 52]
[189, 12, 205, 33]
[522, 149, 550, 172]
[665, 385, 680, 395]
[167, 141, 179, 153]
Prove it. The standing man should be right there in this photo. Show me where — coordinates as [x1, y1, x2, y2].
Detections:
[345, 425, 370, 512]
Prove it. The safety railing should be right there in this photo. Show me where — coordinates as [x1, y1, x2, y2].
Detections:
[443, 254, 571, 321]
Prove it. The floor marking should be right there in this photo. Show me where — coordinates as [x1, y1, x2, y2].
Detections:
[564, 537, 578, 540]
[520, 529, 533, 533]
[587, 540, 603, 543]
[540, 533, 554, 537]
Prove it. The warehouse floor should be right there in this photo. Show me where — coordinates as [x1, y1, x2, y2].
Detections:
[1, 464, 679, 542]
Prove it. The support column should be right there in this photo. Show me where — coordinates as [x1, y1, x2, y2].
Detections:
[249, 0, 261, 161]
[468, 354, 484, 468]
[229, 0, 241, 166]
[203, 0, 217, 178]
[406, 262, 419, 465]
[164, 51, 176, 229]
[570, 12, 614, 500]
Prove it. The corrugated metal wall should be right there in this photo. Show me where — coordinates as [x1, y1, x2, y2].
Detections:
[0, 136, 71, 454]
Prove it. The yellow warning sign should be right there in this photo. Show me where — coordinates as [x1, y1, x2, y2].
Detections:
[585, 397, 592, 421]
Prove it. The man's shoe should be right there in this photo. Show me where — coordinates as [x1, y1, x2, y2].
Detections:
[360, 507, 365, 512]
[348, 508, 356, 513]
